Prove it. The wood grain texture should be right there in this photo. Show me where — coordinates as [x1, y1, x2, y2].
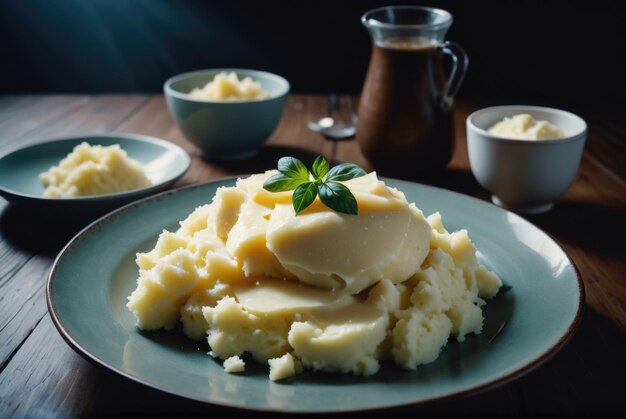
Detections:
[0, 95, 149, 154]
[0, 95, 624, 418]
[0, 255, 49, 371]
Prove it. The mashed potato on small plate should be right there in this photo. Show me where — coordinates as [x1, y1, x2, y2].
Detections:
[39, 142, 151, 198]
[0, 134, 190, 217]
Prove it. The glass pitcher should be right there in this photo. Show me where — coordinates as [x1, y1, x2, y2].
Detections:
[356, 6, 468, 178]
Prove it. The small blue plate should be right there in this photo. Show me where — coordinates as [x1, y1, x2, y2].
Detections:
[47, 178, 584, 412]
[0, 133, 191, 218]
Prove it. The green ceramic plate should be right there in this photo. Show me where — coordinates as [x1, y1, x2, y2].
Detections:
[0, 134, 191, 218]
[47, 178, 584, 413]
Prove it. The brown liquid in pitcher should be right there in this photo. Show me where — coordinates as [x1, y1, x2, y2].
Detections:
[357, 37, 454, 178]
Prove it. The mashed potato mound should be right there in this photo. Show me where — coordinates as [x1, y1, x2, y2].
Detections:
[127, 170, 502, 380]
[223, 355, 246, 373]
[188, 72, 270, 101]
[39, 142, 151, 197]
[488, 114, 564, 140]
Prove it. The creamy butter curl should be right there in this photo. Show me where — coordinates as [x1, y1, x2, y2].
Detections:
[265, 172, 431, 293]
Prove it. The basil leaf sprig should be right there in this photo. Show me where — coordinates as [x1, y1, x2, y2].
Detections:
[263, 156, 366, 215]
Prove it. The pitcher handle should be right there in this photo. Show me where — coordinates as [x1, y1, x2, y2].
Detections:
[437, 41, 469, 111]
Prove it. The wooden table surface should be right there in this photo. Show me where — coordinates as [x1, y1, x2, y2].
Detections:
[0, 94, 624, 418]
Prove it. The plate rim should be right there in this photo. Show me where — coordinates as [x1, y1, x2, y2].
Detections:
[46, 176, 586, 413]
[0, 132, 191, 202]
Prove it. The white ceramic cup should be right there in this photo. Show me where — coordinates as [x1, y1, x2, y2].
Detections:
[466, 105, 587, 214]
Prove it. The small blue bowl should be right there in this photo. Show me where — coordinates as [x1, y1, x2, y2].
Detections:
[164, 68, 290, 160]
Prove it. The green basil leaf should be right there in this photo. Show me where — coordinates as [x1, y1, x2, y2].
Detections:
[265, 156, 367, 216]
[277, 156, 309, 181]
[292, 182, 319, 214]
[311, 155, 329, 180]
[263, 172, 308, 192]
[326, 163, 367, 182]
[319, 181, 358, 215]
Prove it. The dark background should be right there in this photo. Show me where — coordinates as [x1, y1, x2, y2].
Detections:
[1, 0, 625, 110]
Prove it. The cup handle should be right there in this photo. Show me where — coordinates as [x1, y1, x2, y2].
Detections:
[437, 41, 469, 111]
